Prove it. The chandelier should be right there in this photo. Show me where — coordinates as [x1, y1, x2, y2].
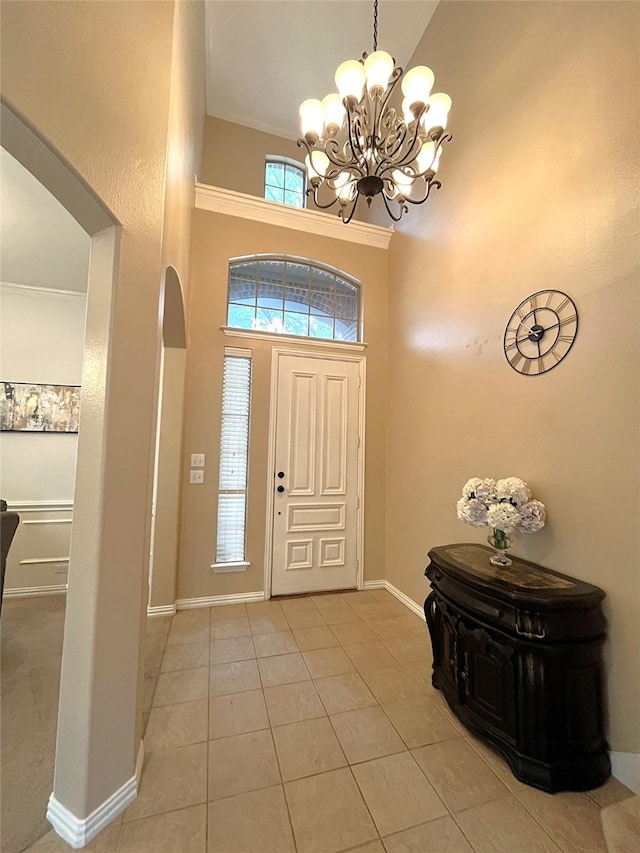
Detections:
[297, 0, 452, 224]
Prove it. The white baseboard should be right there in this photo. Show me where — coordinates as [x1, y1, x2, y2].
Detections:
[363, 579, 425, 620]
[4, 584, 67, 598]
[47, 767, 138, 849]
[611, 751, 640, 794]
[175, 591, 265, 610]
[147, 604, 176, 617]
[385, 581, 426, 620]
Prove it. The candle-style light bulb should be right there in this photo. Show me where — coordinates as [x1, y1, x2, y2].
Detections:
[335, 60, 365, 102]
[299, 99, 325, 140]
[424, 93, 452, 132]
[401, 65, 435, 108]
[363, 51, 394, 95]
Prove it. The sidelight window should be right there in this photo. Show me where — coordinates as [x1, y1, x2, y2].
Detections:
[215, 348, 252, 567]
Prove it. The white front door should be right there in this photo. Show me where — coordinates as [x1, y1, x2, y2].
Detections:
[270, 353, 362, 596]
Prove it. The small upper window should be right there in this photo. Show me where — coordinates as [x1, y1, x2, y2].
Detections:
[227, 256, 361, 343]
[264, 157, 306, 208]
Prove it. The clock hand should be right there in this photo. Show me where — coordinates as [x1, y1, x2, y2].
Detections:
[518, 323, 536, 335]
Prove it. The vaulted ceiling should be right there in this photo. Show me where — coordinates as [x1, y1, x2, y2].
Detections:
[205, 0, 439, 139]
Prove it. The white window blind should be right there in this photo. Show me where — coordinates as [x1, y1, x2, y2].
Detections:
[216, 351, 252, 564]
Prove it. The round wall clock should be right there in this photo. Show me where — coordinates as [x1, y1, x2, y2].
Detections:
[504, 289, 578, 375]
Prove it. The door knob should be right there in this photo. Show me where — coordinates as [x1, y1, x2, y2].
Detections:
[277, 485, 285, 493]
[277, 471, 285, 479]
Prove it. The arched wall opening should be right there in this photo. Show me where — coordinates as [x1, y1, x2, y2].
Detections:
[1, 99, 144, 848]
[148, 266, 187, 613]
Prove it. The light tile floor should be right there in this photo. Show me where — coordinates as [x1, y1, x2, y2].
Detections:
[29, 589, 635, 853]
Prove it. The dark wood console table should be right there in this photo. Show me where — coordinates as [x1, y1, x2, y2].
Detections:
[424, 543, 610, 792]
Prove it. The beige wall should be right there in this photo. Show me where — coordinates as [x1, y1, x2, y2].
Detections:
[180, 210, 388, 600]
[202, 116, 305, 198]
[1, 0, 205, 821]
[150, 346, 187, 609]
[148, 0, 205, 609]
[384, 0, 640, 759]
[160, 0, 206, 304]
[0, 285, 87, 593]
[201, 115, 367, 220]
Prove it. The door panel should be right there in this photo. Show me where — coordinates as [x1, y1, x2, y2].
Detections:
[459, 624, 517, 742]
[321, 375, 348, 495]
[289, 373, 316, 495]
[271, 354, 361, 596]
[288, 503, 345, 531]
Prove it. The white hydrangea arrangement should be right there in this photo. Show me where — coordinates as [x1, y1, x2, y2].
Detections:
[457, 477, 546, 536]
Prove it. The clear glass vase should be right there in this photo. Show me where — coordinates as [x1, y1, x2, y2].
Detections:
[488, 528, 513, 567]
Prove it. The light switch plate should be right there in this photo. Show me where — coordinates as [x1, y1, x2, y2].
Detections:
[189, 469, 205, 484]
[191, 453, 205, 468]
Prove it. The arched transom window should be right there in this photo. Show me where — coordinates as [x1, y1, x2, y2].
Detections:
[227, 256, 361, 343]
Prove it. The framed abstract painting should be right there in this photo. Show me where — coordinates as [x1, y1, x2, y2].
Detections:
[0, 382, 81, 432]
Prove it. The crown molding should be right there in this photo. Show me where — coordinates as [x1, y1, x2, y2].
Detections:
[195, 184, 394, 250]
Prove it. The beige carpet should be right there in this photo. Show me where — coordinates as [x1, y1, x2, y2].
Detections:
[1, 595, 66, 853]
[0, 595, 171, 853]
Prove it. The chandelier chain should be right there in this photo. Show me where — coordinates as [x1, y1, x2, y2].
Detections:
[373, 0, 378, 52]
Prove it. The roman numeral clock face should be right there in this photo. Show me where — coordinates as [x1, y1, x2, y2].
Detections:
[504, 290, 579, 375]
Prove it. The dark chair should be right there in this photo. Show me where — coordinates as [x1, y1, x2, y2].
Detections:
[1, 505, 20, 616]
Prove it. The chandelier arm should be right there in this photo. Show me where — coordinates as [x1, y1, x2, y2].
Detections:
[345, 103, 368, 169]
[376, 119, 425, 177]
[308, 184, 343, 210]
[340, 191, 360, 225]
[373, 65, 403, 121]
[377, 132, 452, 182]
[297, 137, 358, 187]
[380, 190, 407, 223]
[403, 178, 442, 206]
[374, 66, 403, 139]
[369, 96, 381, 177]
[375, 123, 412, 175]
[404, 133, 451, 180]
[323, 138, 359, 172]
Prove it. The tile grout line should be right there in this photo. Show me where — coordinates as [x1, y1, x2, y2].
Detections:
[453, 737, 565, 853]
[345, 764, 386, 849]
[265, 726, 298, 853]
[157, 594, 428, 852]
[448, 805, 489, 853]
[204, 612, 211, 852]
[153, 595, 588, 853]
[268, 597, 314, 852]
